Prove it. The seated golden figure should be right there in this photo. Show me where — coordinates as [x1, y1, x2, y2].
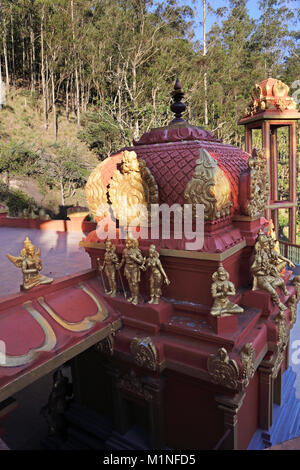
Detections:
[7, 237, 53, 291]
[251, 230, 291, 311]
[144, 245, 170, 304]
[210, 265, 244, 317]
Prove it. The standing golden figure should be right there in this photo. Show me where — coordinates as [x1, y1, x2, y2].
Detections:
[251, 230, 293, 311]
[97, 239, 119, 297]
[210, 265, 244, 317]
[117, 238, 145, 305]
[7, 237, 53, 291]
[144, 245, 170, 304]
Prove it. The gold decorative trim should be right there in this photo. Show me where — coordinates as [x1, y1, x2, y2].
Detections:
[117, 369, 152, 401]
[130, 337, 158, 371]
[288, 295, 298, 329]
[240, 343, 256, 388]
[80, 240, 247, 262]
[85, 160, 108, 218]
[37, 283, 109, 332]
[246, 149, 270, 219]
[95, 333, 115, 356]
[294, 276, 300, 302]
[275, 311, 289, 351]
[1, 301, 57, 368]
[207, 348, 240, 390]
[184, 148, 232, 221]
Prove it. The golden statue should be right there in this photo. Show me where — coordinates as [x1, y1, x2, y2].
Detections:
[144, 245, 170, 304]
[97, 239, 119, 297]
[117, 238, 145, 305]
[210, 265, 244, 317]
[7, 237, 53, 291]
[251, 230, 292, 311]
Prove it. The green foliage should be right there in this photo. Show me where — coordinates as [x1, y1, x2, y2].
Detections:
[38, 142, 89, 205]
[0, 140, 39, 190]
[0, 183, 35, 216]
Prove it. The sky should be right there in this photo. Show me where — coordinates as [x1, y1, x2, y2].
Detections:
[176, 0, 299, 41]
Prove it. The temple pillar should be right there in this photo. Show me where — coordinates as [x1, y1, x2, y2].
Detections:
[258, 366, 273, 430]
[215, 392, 245, 450]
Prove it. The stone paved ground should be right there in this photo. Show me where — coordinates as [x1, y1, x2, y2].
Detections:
[0, 227, 90, 296]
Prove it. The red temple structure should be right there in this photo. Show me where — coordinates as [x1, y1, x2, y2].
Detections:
[0, 78, 298, 450]
[239, 73, 300, 243]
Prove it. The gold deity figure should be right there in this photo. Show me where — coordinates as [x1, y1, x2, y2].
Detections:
[267, 234, 295, 274]
[117, 238, 145, 305]
[144, 245, 170, 304]
[210, 265, 244, 317]
[251, 230, 291, 311]
[7, 237, 53, 291]
[98, 239, 119, 297]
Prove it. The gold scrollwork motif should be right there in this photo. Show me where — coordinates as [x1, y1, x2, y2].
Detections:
[130, 336, 158, 371]
[246, 149, 270, 219]
[275, 310, 289, 352]
[272, 349, 285, 379]
[294, 276, 300, 302]
[207, 348, 240, 390]
[109, 150, 159, 226]
[95, 333, 115, 356]
[117, 369, 152, 401]
[85, 160, 108, 218]
[184, 148, 232, 221]
[240, 343, 256, 388]
[288, 295, 298, 329]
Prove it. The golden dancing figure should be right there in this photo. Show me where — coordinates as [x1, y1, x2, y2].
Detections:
[7, 237, 53, 291]
[144, 245, 170, 304]
[251, 230, 292, 311]
[98, 239, 119, 297]
[117, 238, 145, 305]
[210, 265, 244, 317]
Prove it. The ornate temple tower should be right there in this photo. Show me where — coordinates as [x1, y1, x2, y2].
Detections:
[239, 74, 300, 243]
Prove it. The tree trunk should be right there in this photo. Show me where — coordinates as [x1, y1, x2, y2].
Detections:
[41, 8, 48, 130]
[51, 71, 57, 142]
[71, 0, 80, 127]
[10, 10, 15, 85]
[60, 179, 65, 206]
[3, 19, 10, 92]
[203, 0, 208, 126]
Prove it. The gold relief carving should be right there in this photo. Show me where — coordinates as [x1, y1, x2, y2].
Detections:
[85, 161, 108, 218]
[252, 84, 263, 101]
[109, 150, 158, 226]
[184, 148, 232, 221]
[293, 276, 300, 302]
[130, 336, 158, 371]
[251, 230, 292, 311]
[7, 237, 53, 291]
[246, 149, 270, 219]
[117, 369, 152, 401]
[207, 348, 240, 390]
[272, 349, 284, 379]
[95, 333, 115, 356]
[273, 80, 289, 98]
[210, 264, 244, 317]
[275, 310, 289, 352]
[288, 295, 298, 329]
[240, 343, 256, 387]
